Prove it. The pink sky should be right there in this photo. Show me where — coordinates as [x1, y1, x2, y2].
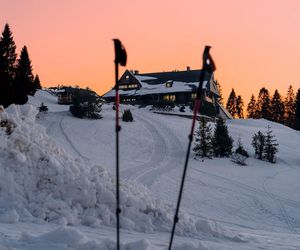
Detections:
[1, 0, 300, 103]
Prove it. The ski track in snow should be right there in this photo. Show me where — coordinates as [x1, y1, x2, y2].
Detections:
[42, 111, 90, 161]
[262, 168, 298, 234]
[121, 110, 185, 187]
[59, 115, 90, 161]
[191, 166, 300, 233]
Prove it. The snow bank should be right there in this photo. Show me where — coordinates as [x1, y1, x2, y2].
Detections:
[19, 227, 154, 250]
[173, 242, 208, 250]
[0, 104, 236, 239]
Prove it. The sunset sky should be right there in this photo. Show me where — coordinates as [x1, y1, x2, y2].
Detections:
[1, 0, 299, 103]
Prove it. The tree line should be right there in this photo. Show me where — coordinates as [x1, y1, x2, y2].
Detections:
[193, 118, 278, 164]
[0, 24, 41, 108]
[225, 86, 300, 130]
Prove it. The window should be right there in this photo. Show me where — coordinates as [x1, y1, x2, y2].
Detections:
[126, 75, 129, 79]
[191, 93, 197, 99]
[163, 94, 176, 102]
[165, 80, 173, 88]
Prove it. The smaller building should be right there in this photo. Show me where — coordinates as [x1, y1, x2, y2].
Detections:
[56, 87, 76, 104]
[58, 92, 72, 104]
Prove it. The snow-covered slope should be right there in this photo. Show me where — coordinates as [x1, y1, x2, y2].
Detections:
[0, 90, 300, 249]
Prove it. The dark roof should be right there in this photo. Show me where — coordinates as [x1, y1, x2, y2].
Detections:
[136, 69, 211, 85]
[119, 70, 140, 85]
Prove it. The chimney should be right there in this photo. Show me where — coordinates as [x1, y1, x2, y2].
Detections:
[187, 66, 191, 71]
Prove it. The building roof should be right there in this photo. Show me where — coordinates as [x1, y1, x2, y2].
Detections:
[136, 69, 210, 85]
[103, 69, 220, 98]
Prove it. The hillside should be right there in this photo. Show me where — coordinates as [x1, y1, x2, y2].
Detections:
[0, 90, 300, 249]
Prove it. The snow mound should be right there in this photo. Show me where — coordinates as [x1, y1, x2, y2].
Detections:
[0, 104, 236, 239]
[172, 242, 208, 250]
[28, 90, 69, 112]
[0, 209, 19, 224]
[19, 227, 153, 250]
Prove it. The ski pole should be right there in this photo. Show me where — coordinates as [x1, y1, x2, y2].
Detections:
[113, 39, 127, 250]
[168, 46, 215, 250]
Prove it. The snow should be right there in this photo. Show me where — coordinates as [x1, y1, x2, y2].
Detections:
[0, 103, 212, 236]
[0, 90, 300, 249]
[103, 73, 208, 98]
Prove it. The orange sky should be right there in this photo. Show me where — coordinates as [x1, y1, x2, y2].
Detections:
[1, 0, 300, 103]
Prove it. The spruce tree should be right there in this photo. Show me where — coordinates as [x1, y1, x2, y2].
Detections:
[284, 85, 295, 128]
[294, 88, 300, 130]
[193, 118, 213, 158]
[0, 24, 17, 107]
[263, 126, 278, 163]
[212, 118, 233, 157]
[252, 131, 265, 160]
[32, 74, 42, 94]
[247, 94, 257, 118]
[14, 46, 34, 104]
[236, 95, 244, 118]
[256, 87, 271, 120]
[226, 88, 237, 118]
[270, 90, 285, 123]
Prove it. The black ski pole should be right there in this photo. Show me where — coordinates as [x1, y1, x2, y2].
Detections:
[113, 39, 127, 250]
[168, 46, 216, 250]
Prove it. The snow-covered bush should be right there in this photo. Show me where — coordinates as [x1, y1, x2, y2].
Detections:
[232, 139, 249, 166]
[38, 102, 48, 113]
[151, 101, 175, 111]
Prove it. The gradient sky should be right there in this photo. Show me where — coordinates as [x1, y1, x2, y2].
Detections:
[1, 0, 300, 103]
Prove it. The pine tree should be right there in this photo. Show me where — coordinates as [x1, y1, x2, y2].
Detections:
[252, 131, 265, 160]
[270, 90, 285, 123]
[193, 118, 213, 158]
[263, 126, 278, 163]
[33, 74, 42, 93]
[0, 24, 17, 107]
[14, 46, 34, 104]
[294, 88, 300, 130]
[284, 85, 295, 128]
[236, 95, 244, 118]
[247, 94, 257, 118]
[212, 118, 233, 157]
[256, 87, 271, 120]
[122, 109, 134, 122]
[226, 88, 237, 118]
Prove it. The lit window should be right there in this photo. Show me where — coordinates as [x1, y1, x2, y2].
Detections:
[166, 81, 173, 88]
[163, 95, 176, 102]
[191, 93, 197, 99]
[126, 75, 129, 79]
